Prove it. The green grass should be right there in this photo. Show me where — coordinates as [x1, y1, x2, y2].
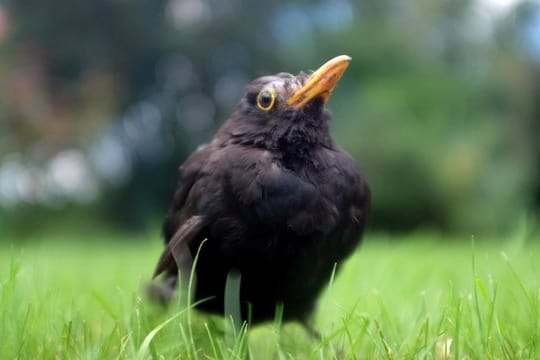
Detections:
[1, 231, 539, 359]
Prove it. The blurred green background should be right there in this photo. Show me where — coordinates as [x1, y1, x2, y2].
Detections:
[0, 0, 539, 238]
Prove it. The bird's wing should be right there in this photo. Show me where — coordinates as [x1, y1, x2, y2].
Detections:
[154, 144, 214, 278]
[299, 147, 370, 256]
[153, 215, 206, 278]
[162, 144, 212, 241]
[330, 148, 371, 244]
[331, 149, 369, 212]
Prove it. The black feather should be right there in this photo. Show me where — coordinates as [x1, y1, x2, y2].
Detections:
[150, 66, 370, 324]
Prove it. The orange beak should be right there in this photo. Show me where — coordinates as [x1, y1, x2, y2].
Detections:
[287, 55, 351, 108]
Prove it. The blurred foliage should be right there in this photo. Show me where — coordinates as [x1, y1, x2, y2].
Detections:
[0, 0, 539, 236]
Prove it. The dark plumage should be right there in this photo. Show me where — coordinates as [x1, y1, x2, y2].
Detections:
[150, 55, 370, 325]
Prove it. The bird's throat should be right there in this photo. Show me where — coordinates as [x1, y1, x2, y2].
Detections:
[277, 126, 330, 166]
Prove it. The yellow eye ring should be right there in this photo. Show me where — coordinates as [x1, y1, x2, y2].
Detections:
[256, 89, 276, 111]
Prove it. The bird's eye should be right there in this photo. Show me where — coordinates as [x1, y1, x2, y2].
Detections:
[256, 89, 276, 111]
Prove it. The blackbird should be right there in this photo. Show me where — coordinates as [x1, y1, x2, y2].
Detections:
[150, 55, 370, 325]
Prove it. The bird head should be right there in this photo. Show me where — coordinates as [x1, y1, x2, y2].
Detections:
[219, 55, 351, 156]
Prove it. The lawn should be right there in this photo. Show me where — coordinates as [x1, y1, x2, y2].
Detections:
[0, 231, 539, 359]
